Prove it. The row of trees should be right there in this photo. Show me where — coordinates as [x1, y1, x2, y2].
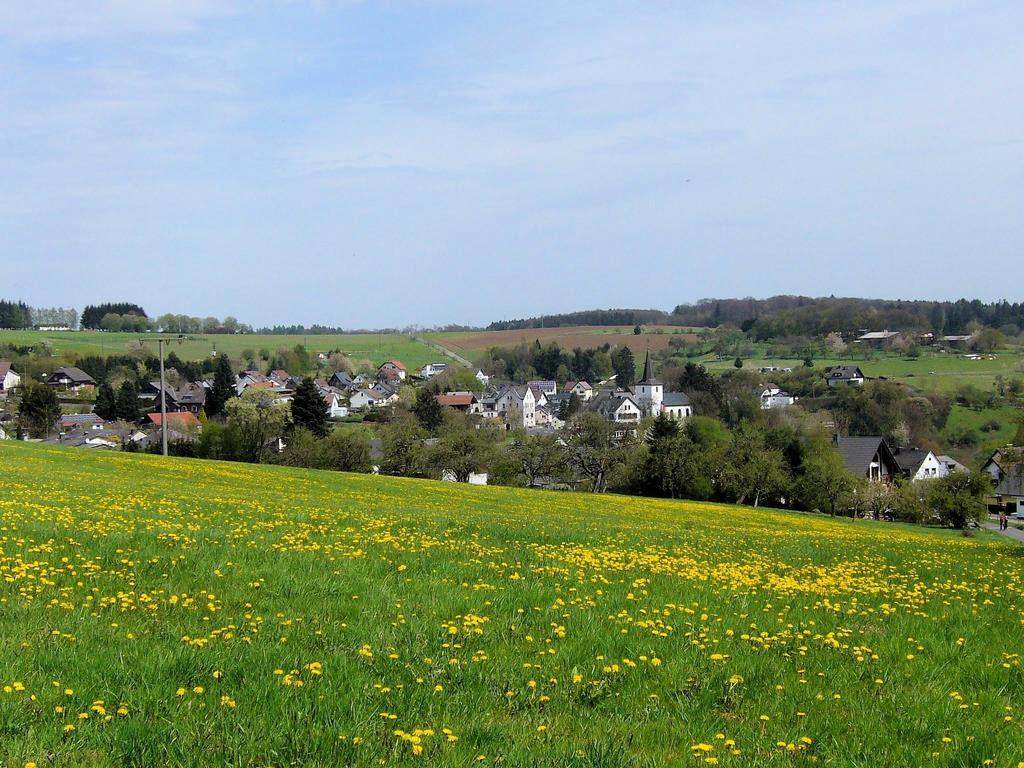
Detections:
[486, 296, 1024, 339]
[481, 340, 638, 387]
[90, 312, 250, 335]
[0, 301, 77, 330]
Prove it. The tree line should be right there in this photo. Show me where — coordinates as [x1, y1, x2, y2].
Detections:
[485, 296, 1024, 337]
[0, 301, 78, 330]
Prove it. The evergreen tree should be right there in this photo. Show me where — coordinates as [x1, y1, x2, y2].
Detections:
[291, 377, 330, 437]
[412, 386, 445, 433]
[18, 381, 60, 438]
[207, 355, 236, 417]
[94, 382, 117, 421]
[612, 346, 636, 386]
[116, 380, 141, 422]
[558, 392, 581, 420]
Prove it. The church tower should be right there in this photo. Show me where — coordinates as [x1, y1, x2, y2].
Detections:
[634, 350, 663, 418]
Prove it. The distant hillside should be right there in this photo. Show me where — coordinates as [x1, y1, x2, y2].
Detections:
[489, 296, 1024, 337]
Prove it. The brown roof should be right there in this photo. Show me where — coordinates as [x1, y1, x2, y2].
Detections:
[0, 361, 11, 377]
[436, 393, 476, 407]
[382, 359, 406, 370]
[147, 412, 200, 428]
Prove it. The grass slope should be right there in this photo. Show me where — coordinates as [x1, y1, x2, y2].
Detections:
[1, 443, 1023, 767]
[704, 350, 1024, 394]
[0, 331, 437, 369]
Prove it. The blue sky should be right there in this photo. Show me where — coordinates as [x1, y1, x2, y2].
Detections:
[2, 1, 1022, 328]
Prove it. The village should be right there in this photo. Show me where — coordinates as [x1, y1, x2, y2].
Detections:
[2, 339, 1021, 519]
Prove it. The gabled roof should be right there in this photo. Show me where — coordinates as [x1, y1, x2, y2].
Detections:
[0, 361, 13, 378]
[49, 366, 96, 385]
[147, 412, 200, 428]
[995, 465, 1024, 498]
[60, 413, 104, 427]
[827, 366, 864, 380]
[436, 393, 477, 407]
[894, 449, 934, 476]
[381, 359, 406, 370]
[833, 435, 898, 477]
[589, 391, 639, 417]
[662, 392, 691, 407]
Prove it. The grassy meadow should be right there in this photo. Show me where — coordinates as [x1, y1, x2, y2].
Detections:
[427, 326, 700, 358]
[0, 330, 439, 370]
[702, 349, 1024, 395]
[1, 442, 1024, 766]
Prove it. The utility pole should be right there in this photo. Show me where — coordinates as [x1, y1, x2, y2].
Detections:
[159, 338, 168, 456]
[140, 335, 187, 457]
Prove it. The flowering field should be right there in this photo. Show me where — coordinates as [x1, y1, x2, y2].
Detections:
[1, 443, 1023, 767]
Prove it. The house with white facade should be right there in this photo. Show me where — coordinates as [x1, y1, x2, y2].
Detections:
[420, 363, 449, 379]
[322, 391, 349, 419]
[349, 388, 398, 411]
[826, 366, 865, 387]
[760, 385, 796, 410]
[46, 366, 96, 392]
[482, 384, 535, 428]
[475, 369, 490, 386]
[563, 380, 594, 400]
[894, 449, 946, 481]
[378, 360, 407, 382]
[0, 362, 20, 394]
[526, 380, 558, 397]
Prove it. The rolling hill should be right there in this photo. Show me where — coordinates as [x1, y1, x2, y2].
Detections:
[0, 442, 1021, 766]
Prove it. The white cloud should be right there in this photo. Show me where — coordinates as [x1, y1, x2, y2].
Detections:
[0, 1, 239, 44]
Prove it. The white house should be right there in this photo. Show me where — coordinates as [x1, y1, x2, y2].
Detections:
[0, 362, 20, 394]
[564, 380, 594, 401]
[592, 393, 642, 424]
[475, 369, 490, 386]
[528, 386, 549, 408]
[760, 385, 796, 410]
[488, 384, 536, 428]
[322, 392, 349, 419]
[826, 366, 865, 387]
[420, 363, 449, 379]
[442, 470, 489, 485]
[895, 449, 947, 481]
[349, 388, 397, 410]
[526, 380, 558, 397]
[378, 360, 407, 382]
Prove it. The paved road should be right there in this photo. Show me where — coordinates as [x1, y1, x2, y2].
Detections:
[982, 521, 1024, 542]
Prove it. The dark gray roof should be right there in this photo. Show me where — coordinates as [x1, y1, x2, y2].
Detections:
[49, 366, 96, 384]
[894, 449, 931, 475]
[833, 435, 898, 477]
[662, 392, 690, 407]
[996, 465, 1024, 498]
[827, 366, 864, 380]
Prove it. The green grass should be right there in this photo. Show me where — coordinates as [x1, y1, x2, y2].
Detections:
[1, 441, 1023, 766]
[0, 330, 439, 370]
[703, 349, 1024, 394]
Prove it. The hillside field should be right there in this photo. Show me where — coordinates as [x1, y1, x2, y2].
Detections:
[1, 443, 1023, 766]
[427, 326, 700, 358]
[703, 349, 1024, 395]
[0, 330, 439, 370]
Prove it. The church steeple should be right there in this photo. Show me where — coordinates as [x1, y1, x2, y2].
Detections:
[640, 350, 659, 385]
